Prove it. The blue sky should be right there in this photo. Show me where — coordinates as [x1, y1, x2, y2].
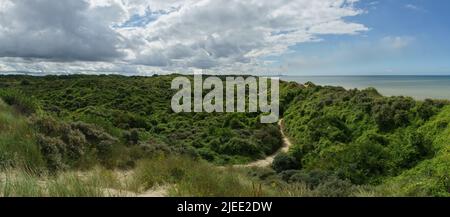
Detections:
[278, 0, 450, 75]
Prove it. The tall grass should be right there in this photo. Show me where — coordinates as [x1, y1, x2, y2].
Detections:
[0, 100, 46, 170]
[0, 89, 40, 115]
[0, 169, 44, 197]
[0, 167, 127, 197]
[129, 155, 280, 197]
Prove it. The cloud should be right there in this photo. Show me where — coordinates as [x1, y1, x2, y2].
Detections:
[0, 0, 368, 74]
[405, 4, 426, 12]
[120, 0, 368, 70]
[381, 36, 414, 49]
[0, 0, 128, 61]
[367, 1, 379, 10]
[282, 36, 415, 75]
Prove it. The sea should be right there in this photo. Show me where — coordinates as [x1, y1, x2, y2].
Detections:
[281, 75, 450, 100]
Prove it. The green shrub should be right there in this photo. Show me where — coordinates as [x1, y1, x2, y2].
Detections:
[313, 177, 354, 197]
[219, 137, 259, 156]
[0, 89, 39, 115]
[283, 169, 335, 189]
[36, 134, 67, 172]
[272, 153, 299, 172]
[123, 129, 140, 145]
[283, 83, 446, 185]
[31, 116, 119, 170]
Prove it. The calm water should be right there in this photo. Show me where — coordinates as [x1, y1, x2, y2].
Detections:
[281, 76, 450, 100]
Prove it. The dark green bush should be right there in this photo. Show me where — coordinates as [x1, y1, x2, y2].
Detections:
[219, 138, 259, 156]
[20, 79, 31, 85]
[123, 129, 140, 145]
[272, 153, 299, 172]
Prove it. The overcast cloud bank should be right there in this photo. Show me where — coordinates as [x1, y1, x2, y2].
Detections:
[0, 0, 367, 75]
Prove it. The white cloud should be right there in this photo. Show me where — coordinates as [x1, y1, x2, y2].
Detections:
[381, 36, 414, 49]
[0, 0, 368, 74]
[281, 35, 415, 75]
[405, 4, 426, 12]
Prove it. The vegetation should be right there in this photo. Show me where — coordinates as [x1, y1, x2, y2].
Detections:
[0, 74, 449, 197]
[279, 82, 449, 196]
[0, 99, 45, 170]
[0, 75, 281, 165]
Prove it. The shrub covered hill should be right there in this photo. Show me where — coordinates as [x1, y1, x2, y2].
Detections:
[1, 74, 449, 196]
[280, 82, 450, 196]
[0, 74, 282, 168]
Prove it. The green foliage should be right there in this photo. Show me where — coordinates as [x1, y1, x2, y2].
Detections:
[272, 153, 299, 172]
[313, 176, 354, 197]
[2, 75, 450, 197]
[280, 169, 334, 188]
[377, 106, 450, 196]
[0, 168, 123, 197]
[0, 100, 46, 170]
[282, 82, 449, 187]
[31, 116, 120, 171]
[123, 129, 140, 145]
[128, 155, 275, 197]
[0, 89, 40, 115]
[0, 75, 281, 164]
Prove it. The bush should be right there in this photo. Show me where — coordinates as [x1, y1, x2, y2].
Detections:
[32, 115, 64, 136]
[417, 99, 437, 120]
[0, 89, 39, 115]
[285, 170, 335, 188]
[219, 138, 259, 156]
[272, 153, 299, 172]
[36, 134, 67, 172]
[255, 125, 282, 155]
[31, 116, 119, 170]
[20, 79, 31, 86]
[313, 177, 354, 197]
[61, 129, 87, 160]
[123, 129, 140, 145]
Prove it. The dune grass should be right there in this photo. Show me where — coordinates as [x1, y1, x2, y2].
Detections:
[0, 167, 129, 197]
[127, 155, 318, 197]
[0, 153, 384, 197]
[0, 100, 46, 170]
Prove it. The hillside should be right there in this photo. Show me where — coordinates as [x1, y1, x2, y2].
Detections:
[0, 75, 281, 166]
[279, 82, 450, 196]
[0, 74, 449, 197]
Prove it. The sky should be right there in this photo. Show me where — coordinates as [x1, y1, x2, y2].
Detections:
[0, 0, 448, 76]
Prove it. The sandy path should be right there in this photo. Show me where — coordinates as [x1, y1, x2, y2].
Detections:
[103, 185, 169, 197]
[137, 185, 170, 197]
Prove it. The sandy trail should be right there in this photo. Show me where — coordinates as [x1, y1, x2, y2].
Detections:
[104, 185, 169, 197]
[136, 185, 170, 197]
